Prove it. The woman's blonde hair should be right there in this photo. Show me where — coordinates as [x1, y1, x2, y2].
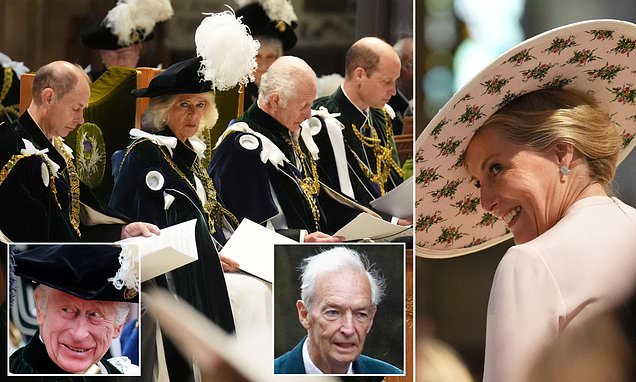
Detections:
[141, 92, 219, 138]
[480, 88, 622, 188]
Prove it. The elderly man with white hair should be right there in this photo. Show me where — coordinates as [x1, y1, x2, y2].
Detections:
[209, 56, 359, 243]
[9, 244, 139, 375]
[274, 247, 402, 375]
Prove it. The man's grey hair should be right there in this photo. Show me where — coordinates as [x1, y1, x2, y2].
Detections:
[392, 37, 412, 61]
[36, 284, 130, 326]
[258, 56, 317, 108]
[299, 247, 386, 309]
[31, 61, 90, 105]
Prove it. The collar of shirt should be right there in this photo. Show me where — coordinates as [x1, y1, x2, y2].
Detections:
[97, 361, 108, 374]
[340, 84, 372, 127]
[301, 337, 353, 374]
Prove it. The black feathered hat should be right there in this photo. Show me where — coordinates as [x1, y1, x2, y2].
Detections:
[80, 0, 173, 51]
[131, 57, 212, 98]
[12, 244, 139, 302]
[236, 0, 298, 51]
[80, 21, 153, 51]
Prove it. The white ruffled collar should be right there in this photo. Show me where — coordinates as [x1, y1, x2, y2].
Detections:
[129, 129, 207, 159]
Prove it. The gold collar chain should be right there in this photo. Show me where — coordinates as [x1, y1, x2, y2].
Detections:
[284, 136, 321, 195]
[53, 138, 82, 237]
[156, 145, 239, 234]
[0, 67, 19, 121]
[283, 136, 321, 232]
[0, 104, 19, 121]
[1, 67, 12, 104]
[350, 109, 404, 194]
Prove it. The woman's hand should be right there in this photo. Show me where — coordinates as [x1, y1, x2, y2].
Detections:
[121, 222, 161, 239]
[220, 255, 240, 272]
[303, 231, 345, 243]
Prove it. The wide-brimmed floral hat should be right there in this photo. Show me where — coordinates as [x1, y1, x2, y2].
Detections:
[415, 19, 636, 258]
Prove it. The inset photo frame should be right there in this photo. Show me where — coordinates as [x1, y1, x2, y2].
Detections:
[273, 243, 405, 376]
[7, 243, 141, 377]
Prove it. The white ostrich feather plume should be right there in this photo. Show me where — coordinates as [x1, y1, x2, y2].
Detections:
[235, 0, 297, 23]
[234, 0, 257, 7]
[316, 73, 344, 99]
[195, 11, 260, 91]
[106, 0, 174, 46]
[261, 0, 297, 24]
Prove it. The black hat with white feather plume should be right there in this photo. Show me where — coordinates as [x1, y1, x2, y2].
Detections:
[80, 0, 174, 50]
[235, 0, 298, 51]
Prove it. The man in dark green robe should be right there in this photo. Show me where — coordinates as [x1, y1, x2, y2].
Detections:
[9, 244, 139, 377]
[0, 60, 157, 243]
[10, 332, 123, 375]
[209, 56, 362, 241]
[312, 37, 404, 208]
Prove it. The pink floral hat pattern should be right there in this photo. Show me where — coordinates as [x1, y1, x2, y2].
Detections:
[415, 19, 636, 258]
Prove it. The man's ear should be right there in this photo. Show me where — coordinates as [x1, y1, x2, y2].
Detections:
[41, 88, 54, 105]
[269, 93, 280, 109]
[33, 287, 45, 325]
[297, 300, 311, 330]
[366, 305, 378, 334]
[554, 141, 575, 168]
[112, 322, 125, 339]
[353, 67, 366, 83]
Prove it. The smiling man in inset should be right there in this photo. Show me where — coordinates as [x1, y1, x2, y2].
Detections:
[9, 244, 139, 375]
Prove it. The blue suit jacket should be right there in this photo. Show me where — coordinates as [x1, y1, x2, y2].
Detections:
[274, 337, 403, 375]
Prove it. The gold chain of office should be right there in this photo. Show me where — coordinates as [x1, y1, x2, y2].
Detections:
[1, 67, 19, 120]
[283, 136, 322, 232]
[128, 140, 240, 234]
[350, 109, 404, 194]
[53, 138, 82, 237]
[0, 146, 81, 237]
[1, 67, 12, 103]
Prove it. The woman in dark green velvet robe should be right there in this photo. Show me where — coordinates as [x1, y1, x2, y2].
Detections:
[109, 58, 237, 382]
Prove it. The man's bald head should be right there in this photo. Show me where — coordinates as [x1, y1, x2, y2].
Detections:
[342, 37, 401, 110]
[345, 37, 400, 80]
[32, 61, 90, 105]
[28, 61, 91, 139]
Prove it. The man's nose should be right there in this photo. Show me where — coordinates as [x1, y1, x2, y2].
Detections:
[339, 311, 355, 336]
[70, 316, 91, 341]
[303, 107, 312, 121]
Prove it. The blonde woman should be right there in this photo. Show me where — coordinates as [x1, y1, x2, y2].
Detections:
[110, 57, 238, 381]
[415, 20, 636, 381]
